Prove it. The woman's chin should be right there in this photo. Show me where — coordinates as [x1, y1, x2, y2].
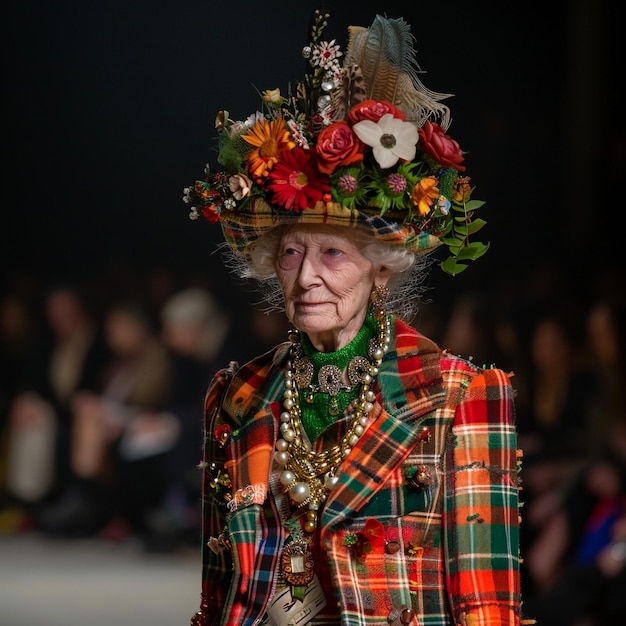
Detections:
[292, 311, 336, 336]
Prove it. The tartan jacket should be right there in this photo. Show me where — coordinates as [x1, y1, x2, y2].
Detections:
[191, 317, 522, 626]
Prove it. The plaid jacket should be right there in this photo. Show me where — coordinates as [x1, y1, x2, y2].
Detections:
[191, 318, 522, 626]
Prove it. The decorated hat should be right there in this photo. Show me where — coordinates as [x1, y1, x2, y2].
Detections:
[183, 10, 489, 275]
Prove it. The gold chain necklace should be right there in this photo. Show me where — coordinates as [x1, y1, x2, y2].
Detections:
[274, 295, 390, 534]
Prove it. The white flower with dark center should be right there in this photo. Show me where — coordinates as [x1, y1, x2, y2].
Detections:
[311, 40, 342, 70]
[352, 114, 418, 169]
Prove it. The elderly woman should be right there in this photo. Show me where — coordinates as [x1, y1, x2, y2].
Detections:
[185, 12, 525, 626]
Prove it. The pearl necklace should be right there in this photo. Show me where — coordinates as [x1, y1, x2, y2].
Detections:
[274, 302, 390, 534]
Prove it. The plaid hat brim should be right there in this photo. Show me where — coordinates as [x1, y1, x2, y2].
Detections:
[219, 197, 442, 256]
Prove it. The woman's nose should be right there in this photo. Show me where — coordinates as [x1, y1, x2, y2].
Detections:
[297, 251, 321, 288]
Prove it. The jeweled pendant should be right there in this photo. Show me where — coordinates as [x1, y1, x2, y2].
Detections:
[328, 395, 339, 416]
[281, 539, 315, 586]
[318, 364, 342, 396]
[347, 355, 370, 386]
[293, 356, 314, 388]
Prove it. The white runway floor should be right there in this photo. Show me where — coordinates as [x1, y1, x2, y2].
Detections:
[0, 533, 201, 626]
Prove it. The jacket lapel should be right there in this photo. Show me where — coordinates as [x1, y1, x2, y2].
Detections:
[222, 320, 447, 531]
[321, 319, 446, 529]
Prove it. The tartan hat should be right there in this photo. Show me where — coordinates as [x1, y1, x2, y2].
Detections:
[218, 197, 441, 256]
[183, 11, 488, 275]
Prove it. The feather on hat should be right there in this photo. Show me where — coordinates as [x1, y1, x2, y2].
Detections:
[183, 10, 489, 275]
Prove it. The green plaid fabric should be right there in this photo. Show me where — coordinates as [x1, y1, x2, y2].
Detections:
[192, 318, 522, 625]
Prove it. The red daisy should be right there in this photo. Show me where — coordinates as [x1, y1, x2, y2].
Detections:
[267, 147, 330, 212]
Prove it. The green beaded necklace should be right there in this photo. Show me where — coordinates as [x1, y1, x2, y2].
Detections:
[297, 310, 378, 441]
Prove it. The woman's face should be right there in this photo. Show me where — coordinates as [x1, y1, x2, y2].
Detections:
[275, 225, 390, 352]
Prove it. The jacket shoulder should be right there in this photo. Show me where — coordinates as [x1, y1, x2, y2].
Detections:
[211, 342, 290, 425]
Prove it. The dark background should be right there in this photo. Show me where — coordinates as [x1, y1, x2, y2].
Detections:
[2, 5, 624, 623]
[2, 0, 623, 310]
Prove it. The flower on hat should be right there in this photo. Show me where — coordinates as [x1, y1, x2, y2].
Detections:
[185, 171, 233, 223]
[184, 11, 490, 275]
[314, 120, 364, 175]
[262, 88, 286, 106]
[331, 166, 369, 209]
[361, 161, 418, 213]
[410, 176, 440, 217]
[267, 147, 330, 212]
[311, 39, 342, 71]
[453, 176, 473, 203]
[229, 173, 253, 201]
[242, 117, 296, 180]
[348, 100, 406, 125]
[418, 121, 466, 171]
[352, 113, 418, 169]
[286, 119, 310, 149]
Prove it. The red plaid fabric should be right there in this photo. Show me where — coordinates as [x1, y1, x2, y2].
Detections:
[192, 318, 523, 625]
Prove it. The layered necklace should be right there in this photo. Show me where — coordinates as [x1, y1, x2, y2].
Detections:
[274, 292, 390, 534]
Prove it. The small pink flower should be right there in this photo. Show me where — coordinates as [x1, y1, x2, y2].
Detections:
[386, 173, 407, 193]
[337, 173, 359, 194]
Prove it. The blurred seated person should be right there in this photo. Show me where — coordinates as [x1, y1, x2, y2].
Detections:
[143, 287, 231, 551]
[3, 282, 111, 524]
[40, 299, 174, 538]
[523, 299, 626, 623]
[523, 472, 626, 625]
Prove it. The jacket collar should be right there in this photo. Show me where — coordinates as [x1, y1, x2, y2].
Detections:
[321, 318, 446, 529]
[223, 318, 446, 525]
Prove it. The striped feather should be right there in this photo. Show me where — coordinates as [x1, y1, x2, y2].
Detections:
[344, 15, 453, 128]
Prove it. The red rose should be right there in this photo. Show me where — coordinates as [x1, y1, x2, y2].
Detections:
[348, 99, 406, 125]
[417, 121, 466, 171]
[314, 121, 364, 175]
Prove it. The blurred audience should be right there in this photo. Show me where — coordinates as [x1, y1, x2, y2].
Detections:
[584, 300, 626, 458]
[439, 292, 502, 367]
[1, 283, 111, 528]
[0, 293, 36, 431]
[521, 298, 626, 625]
[142, 287, 231, 552]
[39, 298, 173, 539]
[516, 308, 598, 594]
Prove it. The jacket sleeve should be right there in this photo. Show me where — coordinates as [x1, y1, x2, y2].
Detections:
[445, 367, 522, 626]
[190, 365, 237, 626]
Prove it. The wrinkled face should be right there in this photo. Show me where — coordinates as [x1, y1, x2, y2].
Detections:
[275, 225, 389, 352]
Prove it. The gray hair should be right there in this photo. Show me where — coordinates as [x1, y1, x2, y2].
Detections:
[220, 225, 434, 323]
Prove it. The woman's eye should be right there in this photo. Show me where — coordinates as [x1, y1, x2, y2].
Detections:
[278, 247, 302, 270]
[325, 248, 343, 257]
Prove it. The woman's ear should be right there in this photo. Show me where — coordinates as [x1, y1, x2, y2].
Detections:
[374, 265, 393, 287]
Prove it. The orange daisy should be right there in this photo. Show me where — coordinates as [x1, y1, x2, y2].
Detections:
[242, 118, 296, 180]
[410, 176, 439, 216]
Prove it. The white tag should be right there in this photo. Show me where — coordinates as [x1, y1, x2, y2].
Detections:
[267, 575, 327, 626]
